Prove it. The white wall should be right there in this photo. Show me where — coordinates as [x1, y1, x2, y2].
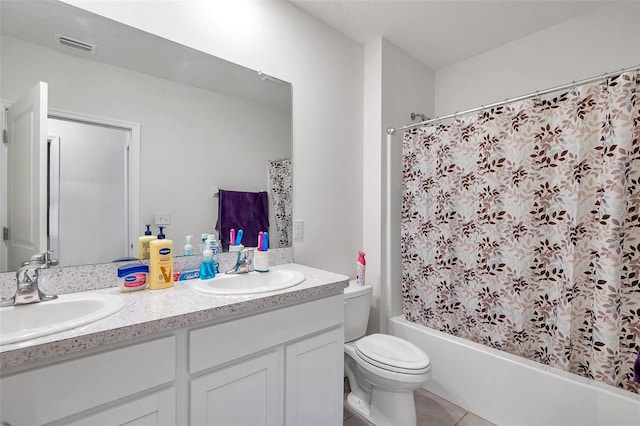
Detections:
[363, 38, 434, 333]
[435, 2, 640, 115]
[63, 0, 364, 276]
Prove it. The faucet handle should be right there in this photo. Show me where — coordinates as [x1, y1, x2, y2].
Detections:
[43, 250, 59, 267]
[239, 247, 255, 262]
[22, 250, 58, 267]
[226, 247, 255, 274]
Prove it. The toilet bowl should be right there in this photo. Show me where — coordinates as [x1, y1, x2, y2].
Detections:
[344, 282, 431, 426]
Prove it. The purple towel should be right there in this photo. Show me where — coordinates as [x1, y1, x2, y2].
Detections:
[215, 189, 269, 251]
[634, 346, 640, 383]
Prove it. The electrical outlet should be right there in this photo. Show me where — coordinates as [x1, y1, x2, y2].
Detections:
[293, 220, 303, 240]
[155, 211, 171, 225]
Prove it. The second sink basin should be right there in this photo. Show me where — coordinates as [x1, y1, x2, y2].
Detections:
[0, 293, 125, 345]
[192, 270, 305, 295]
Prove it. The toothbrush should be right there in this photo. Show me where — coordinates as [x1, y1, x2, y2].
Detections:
[235, 229, 243, 246]
[230, 229, 235, 246]
[258, 232, 264, 251]
[262, 232, 269, 251]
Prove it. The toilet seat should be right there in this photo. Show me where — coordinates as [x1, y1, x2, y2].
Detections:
[354, 334, 431, 375]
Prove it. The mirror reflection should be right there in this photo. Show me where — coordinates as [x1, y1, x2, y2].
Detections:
[0, 0, 293, 272]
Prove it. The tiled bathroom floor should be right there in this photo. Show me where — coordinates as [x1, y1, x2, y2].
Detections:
[343, 381, 496, 426]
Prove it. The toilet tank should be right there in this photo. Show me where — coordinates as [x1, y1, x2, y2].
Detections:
[344, 281, 372, 342]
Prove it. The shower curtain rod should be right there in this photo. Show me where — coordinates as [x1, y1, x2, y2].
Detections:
[387, 64, 640, 135]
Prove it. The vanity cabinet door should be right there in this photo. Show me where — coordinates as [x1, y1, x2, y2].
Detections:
[190, 348, 283, 426]
[64, 387, 176, 426]
[0, 336, 175, 426]
[285, 326, 344, 426]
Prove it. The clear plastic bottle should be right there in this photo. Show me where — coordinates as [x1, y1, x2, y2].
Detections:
[207, 234, 220, 274]
[200, 233, 208, 254]
[184, 235, 194, 256]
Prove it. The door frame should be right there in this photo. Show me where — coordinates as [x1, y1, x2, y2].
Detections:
[1, 100, 141, 269]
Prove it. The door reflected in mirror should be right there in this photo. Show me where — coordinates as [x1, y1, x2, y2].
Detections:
[0, 0, 292, 272]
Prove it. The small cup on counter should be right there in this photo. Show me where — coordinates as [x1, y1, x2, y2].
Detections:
[254, 250, 269, 272]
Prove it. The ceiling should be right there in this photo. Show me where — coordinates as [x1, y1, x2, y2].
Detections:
[288, 0, 615, 70]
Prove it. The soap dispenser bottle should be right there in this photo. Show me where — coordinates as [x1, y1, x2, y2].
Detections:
[184, 235, 194, 256]
[199, 246, 216, 280]
[138, 224, 156, 260]
[149, 226, 174, 290]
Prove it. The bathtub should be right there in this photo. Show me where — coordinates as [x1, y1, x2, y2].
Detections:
[389, 315, 640, 426]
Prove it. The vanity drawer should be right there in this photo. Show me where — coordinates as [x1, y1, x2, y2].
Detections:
[0, 336, 176, 425]
[189, 294, 343, 374]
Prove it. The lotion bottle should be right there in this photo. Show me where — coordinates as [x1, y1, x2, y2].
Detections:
[356, 251, 366, 286]
[138, 224, 156, 260]
[149, 226, 174, 290]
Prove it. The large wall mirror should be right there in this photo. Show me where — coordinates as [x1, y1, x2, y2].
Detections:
[0, 0, 292, 272]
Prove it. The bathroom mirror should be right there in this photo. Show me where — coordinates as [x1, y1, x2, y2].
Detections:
[0, 0, 292, 272]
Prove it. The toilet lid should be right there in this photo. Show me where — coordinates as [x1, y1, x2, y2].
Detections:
[354, 334, 431, 374]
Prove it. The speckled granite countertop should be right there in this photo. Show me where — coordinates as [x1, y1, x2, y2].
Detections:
[0, 263, 348, 370]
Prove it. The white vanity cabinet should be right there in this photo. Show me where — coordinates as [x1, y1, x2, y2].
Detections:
[188, 294, 344, 426]
[0, 292, 345, 426]
[0, 336, 177, 426]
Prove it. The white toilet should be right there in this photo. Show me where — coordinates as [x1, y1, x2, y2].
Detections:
[344, 281, 431, 426]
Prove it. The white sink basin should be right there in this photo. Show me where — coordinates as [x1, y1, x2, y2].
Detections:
[0, 293, 125, 345]
[192, 270, 305, 295]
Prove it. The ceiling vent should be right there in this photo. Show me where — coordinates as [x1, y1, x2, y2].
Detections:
[55, 34, 96, 54]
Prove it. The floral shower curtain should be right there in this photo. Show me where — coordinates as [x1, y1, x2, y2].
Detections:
[267, 158, 292, 247]
[401, 71, 640, 393]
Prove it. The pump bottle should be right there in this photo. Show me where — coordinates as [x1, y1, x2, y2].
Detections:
[149, 226, 174, 289]
[184, 235, 194, 256]
[138, 224, 156, 260]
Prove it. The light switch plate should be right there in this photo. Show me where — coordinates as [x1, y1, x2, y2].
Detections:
[155, 211, 171, 225]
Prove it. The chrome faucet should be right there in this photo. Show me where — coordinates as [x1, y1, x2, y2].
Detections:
[1, 251, 59, 307]
[225, 248, 255, 275]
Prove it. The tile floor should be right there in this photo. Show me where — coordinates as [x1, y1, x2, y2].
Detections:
[343, 380, 496, 426]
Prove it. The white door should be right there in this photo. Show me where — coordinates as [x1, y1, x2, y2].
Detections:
[47, 118, 130, 266]
[6, 82, 48, 270]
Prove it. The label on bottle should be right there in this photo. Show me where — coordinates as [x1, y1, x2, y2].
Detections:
[356, 263, 365, 286]
[124, 273, 147, 287]
[142, 241, 151, 260]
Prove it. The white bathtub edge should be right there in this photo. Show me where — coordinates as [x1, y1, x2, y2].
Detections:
[389, 315, 640, 426]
